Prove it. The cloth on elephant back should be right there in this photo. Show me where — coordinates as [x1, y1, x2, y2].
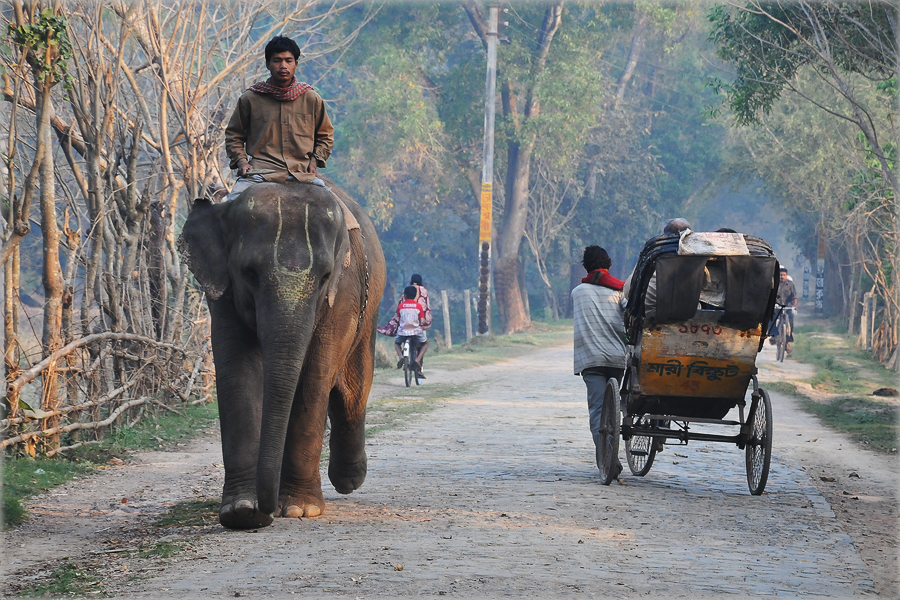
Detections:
[377, 285, 433, 336]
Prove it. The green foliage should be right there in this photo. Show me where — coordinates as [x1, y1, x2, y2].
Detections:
[307, 3, 758, 312]
[7, 8, 73, 84]
[708, 2, 897, 125]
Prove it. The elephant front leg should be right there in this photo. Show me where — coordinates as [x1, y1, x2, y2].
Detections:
[278, 378, 329, 518]
[210, 302, 273, 529]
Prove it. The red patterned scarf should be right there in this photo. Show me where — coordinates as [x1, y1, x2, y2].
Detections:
[247, 77, 312, 102]
[582, 268, 624, 291]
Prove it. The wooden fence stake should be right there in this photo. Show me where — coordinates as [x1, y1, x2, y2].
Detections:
[441, 290, 452, 349]
[866, 293, 876, 351]
[464, 289, 473, 342]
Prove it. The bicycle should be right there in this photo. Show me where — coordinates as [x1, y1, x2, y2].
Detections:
[771, 305, 794, 362]
[398, 335, 421, 387]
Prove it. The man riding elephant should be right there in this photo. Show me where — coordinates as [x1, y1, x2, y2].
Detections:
[224, 35, 334, 201]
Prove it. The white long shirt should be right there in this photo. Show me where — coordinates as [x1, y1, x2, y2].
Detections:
[572, 282, 628, 375]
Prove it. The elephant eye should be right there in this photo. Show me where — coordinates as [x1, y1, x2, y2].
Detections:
[243, 267, 259, 288]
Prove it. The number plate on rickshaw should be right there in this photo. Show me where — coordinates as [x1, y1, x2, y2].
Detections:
[638, 311, 761, 399]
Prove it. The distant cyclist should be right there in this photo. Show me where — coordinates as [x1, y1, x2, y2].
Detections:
[392, 286, 429, 377]
[770, 266, 797, 352]
[379, 274, 433, 371]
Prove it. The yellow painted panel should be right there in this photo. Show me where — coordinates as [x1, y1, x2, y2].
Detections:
[638, 311, 760, 398]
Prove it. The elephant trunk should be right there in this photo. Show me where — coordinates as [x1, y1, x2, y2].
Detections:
[254, 301, 317, 515]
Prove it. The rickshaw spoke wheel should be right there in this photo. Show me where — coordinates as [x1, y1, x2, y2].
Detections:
[625, 417, 657, 476]
[746, 388, 773, 495]
[598, 379, 622, 485]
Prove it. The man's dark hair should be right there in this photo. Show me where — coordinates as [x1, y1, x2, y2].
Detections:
[663, 218, 691, 235]
[410, 274, 423, 285]
[582, 246, 612, 272]
[404, 285, 418, 300]
[265, 36, 301, 62]
[716, 227, 737, 233]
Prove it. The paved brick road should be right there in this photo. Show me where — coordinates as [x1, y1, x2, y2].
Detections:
[115, 345, 878, 598]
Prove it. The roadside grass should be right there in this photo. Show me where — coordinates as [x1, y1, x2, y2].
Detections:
[770, 381, 897, 453]
[790, 323, 898, 395]
[367, 321, 571, 437]
[156, 499, 220, 528]
[375, 320, 572, 373]
[771, 319, 899, 453]
[365, 381, 480, 437]
[17, 561, 108, 598]
[1, 402, 218, 530]
[16, 540, 187, 598]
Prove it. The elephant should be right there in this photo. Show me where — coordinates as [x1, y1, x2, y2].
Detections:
[178, 180, 386, 529]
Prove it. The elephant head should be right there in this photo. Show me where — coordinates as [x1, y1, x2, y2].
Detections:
[178, 182, 355, 520]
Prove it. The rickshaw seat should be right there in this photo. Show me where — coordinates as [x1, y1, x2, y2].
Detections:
[654, 254, 777, 329]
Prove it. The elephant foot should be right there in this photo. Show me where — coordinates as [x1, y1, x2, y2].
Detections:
[278, 492, 326, 519]
[219, 496, 274, 530]
[328, 457, 367, 494]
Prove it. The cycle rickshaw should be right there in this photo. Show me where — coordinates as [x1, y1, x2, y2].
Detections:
[596, 231, 780, 495]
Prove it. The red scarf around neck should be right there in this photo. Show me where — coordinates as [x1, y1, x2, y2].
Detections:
[582, 268, 624, 291]
[248, 77, 312, 102]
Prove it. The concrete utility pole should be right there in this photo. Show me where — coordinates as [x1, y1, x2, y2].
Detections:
[477, 4, 500, 335]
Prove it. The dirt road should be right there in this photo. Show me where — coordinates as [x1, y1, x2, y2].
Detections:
[2, 342, 896, 598]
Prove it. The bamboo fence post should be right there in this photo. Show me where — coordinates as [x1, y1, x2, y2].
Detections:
[464, 289, 473, 342]
[441, 290, 452, 350]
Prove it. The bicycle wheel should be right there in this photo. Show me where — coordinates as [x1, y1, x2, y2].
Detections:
[625, 417, 657, 476]
[776, 318, 786, 362]
[597, 379, 621, 486]
[746, 388, 773, 495]
[403, 341, 412, 387]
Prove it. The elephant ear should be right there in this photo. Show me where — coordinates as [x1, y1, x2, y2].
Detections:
[326, 219, 351, 308]
[177, 198, 230, 301]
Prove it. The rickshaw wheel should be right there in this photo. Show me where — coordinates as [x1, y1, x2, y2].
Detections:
[598, 379, 622, 485]
[625, 417, 657, 476]
[746, 388, 773, 495]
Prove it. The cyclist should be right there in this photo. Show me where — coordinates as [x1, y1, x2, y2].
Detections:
[392, 285, 429, 378]
[379, 274, 433, 370]
[769, 266, 797, 352]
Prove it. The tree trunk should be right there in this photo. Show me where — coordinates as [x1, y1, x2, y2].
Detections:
[37, 85, 65, 448]
[615, 14, 646, 108]
[495, 130, 534, 332]
[493, 3, 563, 333]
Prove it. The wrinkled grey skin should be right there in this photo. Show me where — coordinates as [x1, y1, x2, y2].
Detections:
[179, 181, 386, 529]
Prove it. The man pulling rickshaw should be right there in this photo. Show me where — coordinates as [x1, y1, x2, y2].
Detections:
[578, 225, 780, 494]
